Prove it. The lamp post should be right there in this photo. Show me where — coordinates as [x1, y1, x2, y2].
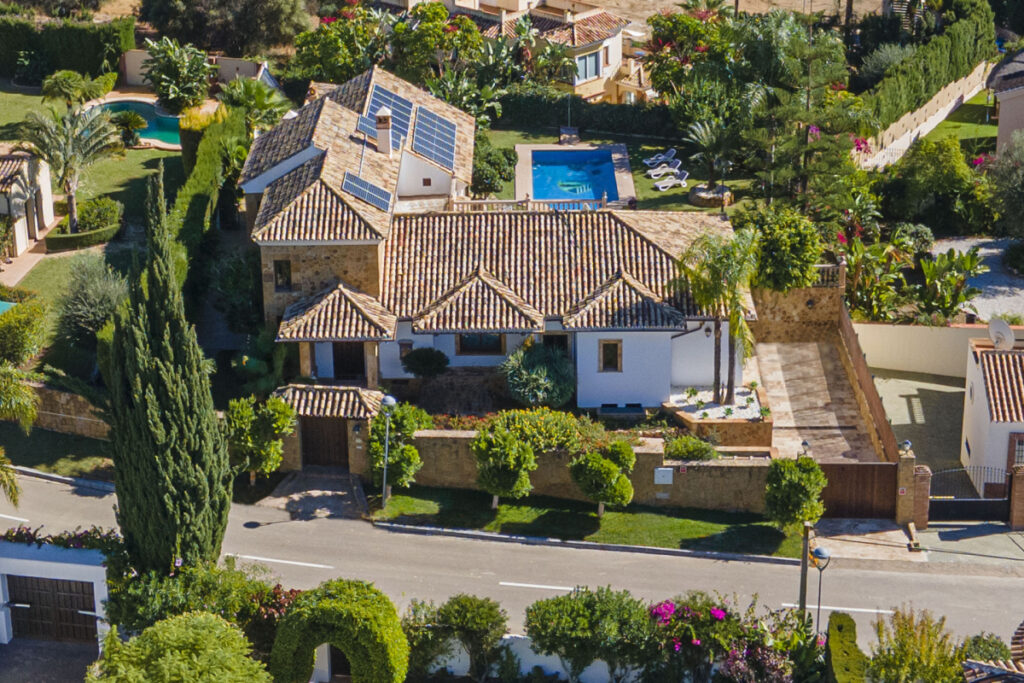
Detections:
[811, 545, 831, 633]
[380, 395, 397, 506]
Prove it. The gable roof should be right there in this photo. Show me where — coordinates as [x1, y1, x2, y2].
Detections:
[562, 270, 689, 330]
[978, 348, 1024, 423]
[240, 97, 334, 185]
[476, 9, 628, 47]
[990, 50, 1024, 95]
[279, 281, 397, 342]
[275, 383, 384, 418]
[0, 153, 28, 193]
[412, 264, 546, 333]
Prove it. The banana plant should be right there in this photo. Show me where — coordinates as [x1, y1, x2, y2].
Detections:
[917, 247, 987, 317]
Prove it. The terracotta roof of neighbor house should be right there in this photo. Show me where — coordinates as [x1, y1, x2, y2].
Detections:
[562, 269, 689, 330]
[962, 658, 1024, 681]
[0, 154, 28, 193]
[275, 384, 384, 418]
[989, 50, 1024, 95]
[279, 282, 397, 342]
[978, 348, 1024, 423]
[412, 264, 546, 333]
[479, 9, 628, 46]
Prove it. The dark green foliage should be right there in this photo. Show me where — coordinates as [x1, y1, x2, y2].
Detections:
[569, 452, 634, 512]
[765, 456, 827, 531]
[663, 435, 718, 462]
[501, 341, 575, 408]
[991, 0, 1024, 32]
[402, 599, 453, 682]
[471, 130, 517, 197]
[497, 85, 674, 137]
[224, 395, 296, 479]
[0, 297, 45, 364]
[437, 594, 508, 683]
[0, 16, 133, 79]
[369, 402, 432, 489]
[603, 440, 636, 473]
[45, 222, 120, 251]
[208, 247, 262, 334]
[733, 204, 823, 293]
[1005, 241, 1024, 274]
[825, 612, 868, 683]
[269, 579, 408, 683]
[400, 347, 450, 379]
[473, 426, 537, 502]
[54, 196, 123, 237]
[106, 166, 231, 574]
[988, 131, 1024, 238]
[232, 329, 288, 396]
[55, 253, 127, 351]
[858, 43, 918, 88]
[963, 631, 1012, 661]
[142, 0, 309, 55]
[142, 37, 216, 114]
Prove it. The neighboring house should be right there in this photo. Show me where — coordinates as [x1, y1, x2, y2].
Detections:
[121, 50, 282, 92]
[989, 50, 1024, 154]
[241, 67, 740, 468]
[0, 146, 54, 259]
[961, 616, 1024, 681]
[960, 337, 1024, 494]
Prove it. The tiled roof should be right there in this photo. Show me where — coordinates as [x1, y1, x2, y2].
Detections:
[979, 349, 1024, 423]
[240, 98, 330, 184]
[275, 384, 384, 418]
[412, 264, 545, 333]
[990, 51, 1024, 94]
[0, 154, 27, 192]
[962, 659, 1024, 681]
[479, 10, 628, 46]
[562, 270, 689, 330]
[278, 282, 397, 341]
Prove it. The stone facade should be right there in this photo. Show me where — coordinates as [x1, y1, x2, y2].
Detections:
[1010, 466, 1024, 531]
[26, 383, 109, 440]
[261, 243, 382, 323]
[914, 465, 931, 531]
[750, 287, 843, 343]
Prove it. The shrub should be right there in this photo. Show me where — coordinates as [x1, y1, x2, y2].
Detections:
[0, 297, 45, 364]
[369, 402, 431, 489]
[208, 247, 262, 334]
[471, 130, 516, 198]
[663, 434, 718, 461]
[889, 222, 934, 257]
[473, 426, 537, 507]
[402, 599, 452, 682]
[400, 347, 450, 379]
[55, 253, 127, 350]
[764, 456, 827, 531]
[224, 395, 296, 484]
[733, 205, 823, 292]
[178, 105, 228, 176]
[437, 594, 508, 683]
[645, 591, 745, 681]
[78, 196, 124, 232]
[0, 16, 134, 80]
[825, 612, 868, 683]
[501, 340, 575, 408]
[858, 43, 917, 88]
[1005, 241, 1024, 274]
[868, 607, 965, 683]
[45, 222, 120, 251]
[569, 451, 633, 517]
[603, 440, 636, 473]
[111, 110, 146, 146]
[963, 632, 1012, 661]
[498, 85, 674, 137]
[480, 408, 593, 456]
[989, 130, 1024, 238]
[141, 37, 216, 114]
[94, 71, 116, 94]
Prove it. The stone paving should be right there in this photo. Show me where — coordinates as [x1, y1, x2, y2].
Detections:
[932, 236, 1024, 321]
[258, 467, 366, 520]
[756, 341, 877, 462]
[813, 519, 925, 563]
[0, 639, 97, 682]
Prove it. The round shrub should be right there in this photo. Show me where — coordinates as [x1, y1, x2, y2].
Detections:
[603, 440, 636, 473]
[369, 403, 432, 489]
[47, 196, 124, 251]
[401, 599, 452, 683]
[437, 594, 508, 683]
[473, 426, 537, 505]
[56, 252, 127, 350]
[569, 451, 633, 515]
[765, 456, 827, 531]
[400, 347, 450, 379]
[0, 297, 46, 365]
[664, 435, 718, 461]
[269, 579, 408, 683]
[501, 341, 575, 408]
[733, 205, 823, 292]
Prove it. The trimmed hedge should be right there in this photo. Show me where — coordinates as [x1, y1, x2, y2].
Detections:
[45, 221, 120, 252]
[497, 89, 674, 138]
[0, 283, 36, 303]
[825, 612, 869, 683]
[269, 579, 408, 683]
[0, 16, 134, 79]
[178, 106, 227, 177]
[863, 0, 996, 129]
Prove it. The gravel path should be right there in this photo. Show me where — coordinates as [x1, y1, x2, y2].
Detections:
[932, 237, 1024, 320]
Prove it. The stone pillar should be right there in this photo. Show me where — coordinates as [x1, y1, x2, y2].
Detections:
[913, 465, 931, 531]
[280, 426, 302, 471]
[1009, 466, 1024, 531]
[348, 418, 371, 478]
[895, 453, 916, 526]
[364, 342, 379, 388]
[299, 342, 313, 377]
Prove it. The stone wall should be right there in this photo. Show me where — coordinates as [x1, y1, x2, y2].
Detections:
[1010, 466, 1024, 532]
[749, 287, 843, 343]
[25, 383, 108, 440]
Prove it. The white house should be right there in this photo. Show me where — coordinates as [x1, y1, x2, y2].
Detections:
[0, 146, 54, 258]
[990, 51, 1024, 154]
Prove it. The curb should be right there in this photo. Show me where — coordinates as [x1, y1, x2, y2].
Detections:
[13, 466, 116, 493]
[372, 521, 802, 566]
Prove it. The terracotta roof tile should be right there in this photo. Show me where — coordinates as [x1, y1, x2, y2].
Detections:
[478, 10, 627, 46]
[240, 98, 330, 184]
[0, 154, 27, 193]
[979, 349, 1024, 423]
[563, 269, 689, 330]
[279, 282, 397, 341]
[963, 658, 1024, 681]
[412, 264, 545, 333]
[275, 383, 384, 418]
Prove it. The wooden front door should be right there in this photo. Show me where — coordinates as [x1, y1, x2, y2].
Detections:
[6, 575, 97, 642]
[332, 343, 365, 382]
[300, 417, 349, 468]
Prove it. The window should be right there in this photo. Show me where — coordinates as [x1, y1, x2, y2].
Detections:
[598, 339, 622, 372]
[575, 51, 601, 83]
[273, 260, 292, 292]
[603, 46, 610, 66]
[422, 177, 432, 187]
[456, 333, 504, 355]
[399, 341, 413, 358]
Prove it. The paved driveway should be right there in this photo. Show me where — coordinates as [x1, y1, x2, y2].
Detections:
[0, 639, 97, 682]
[932, 237, 1024, 320]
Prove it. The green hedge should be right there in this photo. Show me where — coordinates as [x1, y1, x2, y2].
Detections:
[863, 0, 996, 129]
[825, 612, 869, 683]
[0, 283, 36, 302]
[0, 16, 134, 78]
[45, 221, 121, 252]
[497, 89, 674, 138]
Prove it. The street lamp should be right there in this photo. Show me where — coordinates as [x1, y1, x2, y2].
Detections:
[811, 545, 831, 633]
[800, 440, 812, 458]
[380, 395, 397, 506]
[899, 440, 912, 456]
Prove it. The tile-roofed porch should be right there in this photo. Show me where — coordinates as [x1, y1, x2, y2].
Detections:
[0, 153, 28, 193]
[562, 269, 690, 330]
[411, 264, 546, 333]
[276, 383, 384, 418]
[278, 282, 397, 342]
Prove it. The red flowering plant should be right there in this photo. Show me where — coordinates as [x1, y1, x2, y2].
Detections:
[646, 591, 745, 681]
[1, 524, 122, 554]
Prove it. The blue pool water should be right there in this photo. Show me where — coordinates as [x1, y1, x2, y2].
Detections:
[96, 100, 180, 145]
[531, 149, 619, 202]
[0, 301, 15, 315]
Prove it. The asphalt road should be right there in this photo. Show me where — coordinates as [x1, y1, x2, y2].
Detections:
[3, 476, 1023, 647]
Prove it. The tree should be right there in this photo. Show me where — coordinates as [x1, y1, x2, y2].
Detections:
[568, 449, 634, 518]
[868, 607, 966, 683]
[291, 8, 391, 84]
[142, 37, 217, 114]
[107, 165, 231, 574]
[733, 204, 823, 293]
[368, 402, 432, 490]
[141, 0, 309, 56]
[988, 130, 1024, 238]
[764, 456, 827, 532]
[86, 612, 271, 682]
[56, 253, 128, 351]
[473, 426, 537, 509]
[471, 131, 517, 198]
[111, 110, 147, 147]
[42, 70, 103, 108]
[402, 600, 453, 682]
[719, 229, 758, 405]
[224, 395, 296, 486]
[388, 3, 482, 84]
[678, 233, 728, 404]
[217, 78, 292, 138]
[0, 363, 38, 506]
[684, 120, 738, 191]
[437, 594, 508, 683]
[19, 106, 120, 233]
[501, 340, 575, 408]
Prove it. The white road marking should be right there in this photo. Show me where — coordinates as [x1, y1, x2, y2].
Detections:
[781, 603, 894, 615]
[499, 581, 573, 591]
[0, 513, 29, 523]
[228, 554, 334, 569]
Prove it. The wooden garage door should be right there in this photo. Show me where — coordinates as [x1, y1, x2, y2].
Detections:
[301, 417, 349, 468]
[6, 575, 97, 642]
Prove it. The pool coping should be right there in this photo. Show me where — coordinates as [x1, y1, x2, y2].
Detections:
[84, 92, 184, 151]
[514, 143, 636, 206]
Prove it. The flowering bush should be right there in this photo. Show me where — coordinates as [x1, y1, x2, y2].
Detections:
[1, 525, 122, 554]
[645, 592, 745, 680]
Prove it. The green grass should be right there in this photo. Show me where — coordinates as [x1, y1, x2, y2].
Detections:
[78, 149, 185, 224]
[0, 80, 48, 141]
[374, 485, 800, 558]
[923, 91, 998, 156]
[486, 125, 754, 214]
[0, 422, 112, 480]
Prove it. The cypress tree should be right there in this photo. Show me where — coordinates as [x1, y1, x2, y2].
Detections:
[107, 163, 230, 574]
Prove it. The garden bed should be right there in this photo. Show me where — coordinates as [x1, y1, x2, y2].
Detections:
[662, 386, 773, 448]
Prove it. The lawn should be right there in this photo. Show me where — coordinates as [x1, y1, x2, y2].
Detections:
[0, 81, 48, 141]
[374, 485, 801, 558]
[0, 422, 112, 480]
[486, 125, 754, 214]
[923, 90, 998, 155]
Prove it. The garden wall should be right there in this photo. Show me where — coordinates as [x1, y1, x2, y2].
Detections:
[749, 286, 844, 343]
[661, 390, 773, 447]
[27, 382, 108, 440]
[837, 308, 897, 462]
[852, 322, 1022, 378]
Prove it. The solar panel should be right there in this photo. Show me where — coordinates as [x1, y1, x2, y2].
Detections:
[356, 115, 377, 139]
[412, 107, 458, 170]
[365, 85, 413, 150]
[342, 172, 392, 212]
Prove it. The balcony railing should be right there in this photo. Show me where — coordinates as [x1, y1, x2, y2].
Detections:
[813, 261, 847, 289]
[448, 194, 607, 213]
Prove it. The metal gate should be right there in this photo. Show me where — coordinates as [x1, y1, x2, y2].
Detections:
[928, 466, 1011, 521]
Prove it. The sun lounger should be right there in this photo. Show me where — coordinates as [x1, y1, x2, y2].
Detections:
[654, 170, 689, 191]
[642, 147, 677, 168]
[645, 158, 682, 179]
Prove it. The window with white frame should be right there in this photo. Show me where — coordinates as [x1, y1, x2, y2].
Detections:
[575, 51, 601, 83]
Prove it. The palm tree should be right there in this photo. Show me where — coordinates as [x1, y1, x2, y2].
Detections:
[41, 70, 103, 109]
[111, 110, 147, 147]
[217, 78, 292, 138]
[685, 120, 738, 192]
[0, 364, 39, 506]
[533, 42, 577, 83]
[426, 70, 506, 126]
[678, 234, 729, 405]
[678, 0, 734, 17]
[721, 230, 759, 405]
[19, 106, 121, 234]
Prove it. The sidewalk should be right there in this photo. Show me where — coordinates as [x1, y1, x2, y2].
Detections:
[0, 217, 59, 287]
[916, 522, 1024, 568]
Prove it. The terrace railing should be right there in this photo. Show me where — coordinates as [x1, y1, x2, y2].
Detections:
[813, 260, 847, 289]
[448, 194, 607, 213]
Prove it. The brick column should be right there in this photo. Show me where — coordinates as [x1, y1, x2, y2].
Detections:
[895, 453, 916, 525]
[1010, 466, 1024, 531]
[348, 419, 371, 478]
[913, 465, 931, 531]
[280, 427, 302, 471]
[299, 342, 313, 377]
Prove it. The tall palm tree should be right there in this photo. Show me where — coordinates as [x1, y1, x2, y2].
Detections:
[217, 78, 292, 138]
[19, 106, 120, 234]
[678, 0, 734, 17]
[0, 364, 39, 506]
[678, 234, 729, 405]
[685, 120, 738, 192]
[721, 230, 759, 405]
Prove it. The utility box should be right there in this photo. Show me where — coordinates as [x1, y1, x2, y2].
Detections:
[654, 467, 674, 485]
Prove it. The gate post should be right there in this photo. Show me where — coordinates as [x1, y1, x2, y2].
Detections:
[1010, 466, 1024, 531]
[895, 453, 916, 525]
[914, 465, 931, 531]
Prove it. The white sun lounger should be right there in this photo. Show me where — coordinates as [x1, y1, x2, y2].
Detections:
[642, 147, 677, 168]
[654, 170, 689, 191]
[645, 158, 682, 179]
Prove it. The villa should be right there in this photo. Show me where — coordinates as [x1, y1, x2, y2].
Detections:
[0, 145, 53, 259]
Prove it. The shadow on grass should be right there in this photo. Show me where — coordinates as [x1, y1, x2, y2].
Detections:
[945, 102, 993, 126]
[681, 523, 787, 556]
[0, 422, 111, 481]
[499, 508, 601, 539]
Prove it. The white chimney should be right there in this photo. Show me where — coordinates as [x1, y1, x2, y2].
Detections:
[375, 105, 393, 157]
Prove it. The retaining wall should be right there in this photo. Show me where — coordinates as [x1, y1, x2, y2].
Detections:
[24, 383, 108, 440]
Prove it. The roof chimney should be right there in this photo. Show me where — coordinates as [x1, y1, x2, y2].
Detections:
[375, 105, 392, 157]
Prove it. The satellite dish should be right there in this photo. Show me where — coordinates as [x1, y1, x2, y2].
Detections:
[989, 318, 1016, 351]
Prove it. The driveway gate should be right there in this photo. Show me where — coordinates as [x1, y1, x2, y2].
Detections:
[928, 466, 1011, 521]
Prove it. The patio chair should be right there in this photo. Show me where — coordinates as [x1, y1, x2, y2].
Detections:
[645, 158, 682, 179]
[642, 147, 677, 168]
[654, 170, 689, 192]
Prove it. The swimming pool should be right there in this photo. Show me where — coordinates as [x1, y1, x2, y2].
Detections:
[95, 100, 181, 145]
[531, 149, 619, 202]
[0, 301, 15, 315]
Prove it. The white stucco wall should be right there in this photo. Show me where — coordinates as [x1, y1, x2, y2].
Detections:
[396, 153, 452, 198]
[961, 347, 1024, 474]
[670, 322, 742, 389]
[576, 331, 672, 407]
[380, 325, 530, 378]
[852, 323, 1013, 378]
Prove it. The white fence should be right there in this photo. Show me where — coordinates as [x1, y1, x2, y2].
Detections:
[852, 322, 1023, 378]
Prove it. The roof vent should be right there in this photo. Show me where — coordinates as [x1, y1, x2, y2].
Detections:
[375, 105, 392, 157]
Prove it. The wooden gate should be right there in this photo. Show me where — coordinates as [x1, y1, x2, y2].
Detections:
[820, 462, 898, 518]
[6, 575, 97, 642]
[301, 417, 349, 468]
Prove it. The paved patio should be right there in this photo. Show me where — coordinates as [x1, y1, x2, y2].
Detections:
[872, 369, 965, 472]
[756, 341, 877, 462]
[0, 639, 97, 682]
[258, 467, 366, 520]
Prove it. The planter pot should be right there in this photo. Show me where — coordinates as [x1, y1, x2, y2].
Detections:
[688, 184, 733, 208]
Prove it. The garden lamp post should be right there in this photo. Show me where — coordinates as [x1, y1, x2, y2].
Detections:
[811, 545, 831, 633]
[380, 395, 397, 506]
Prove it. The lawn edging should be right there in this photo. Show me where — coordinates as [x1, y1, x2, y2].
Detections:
[12, 465, 115, 493]
[372, 520, 800, 567]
